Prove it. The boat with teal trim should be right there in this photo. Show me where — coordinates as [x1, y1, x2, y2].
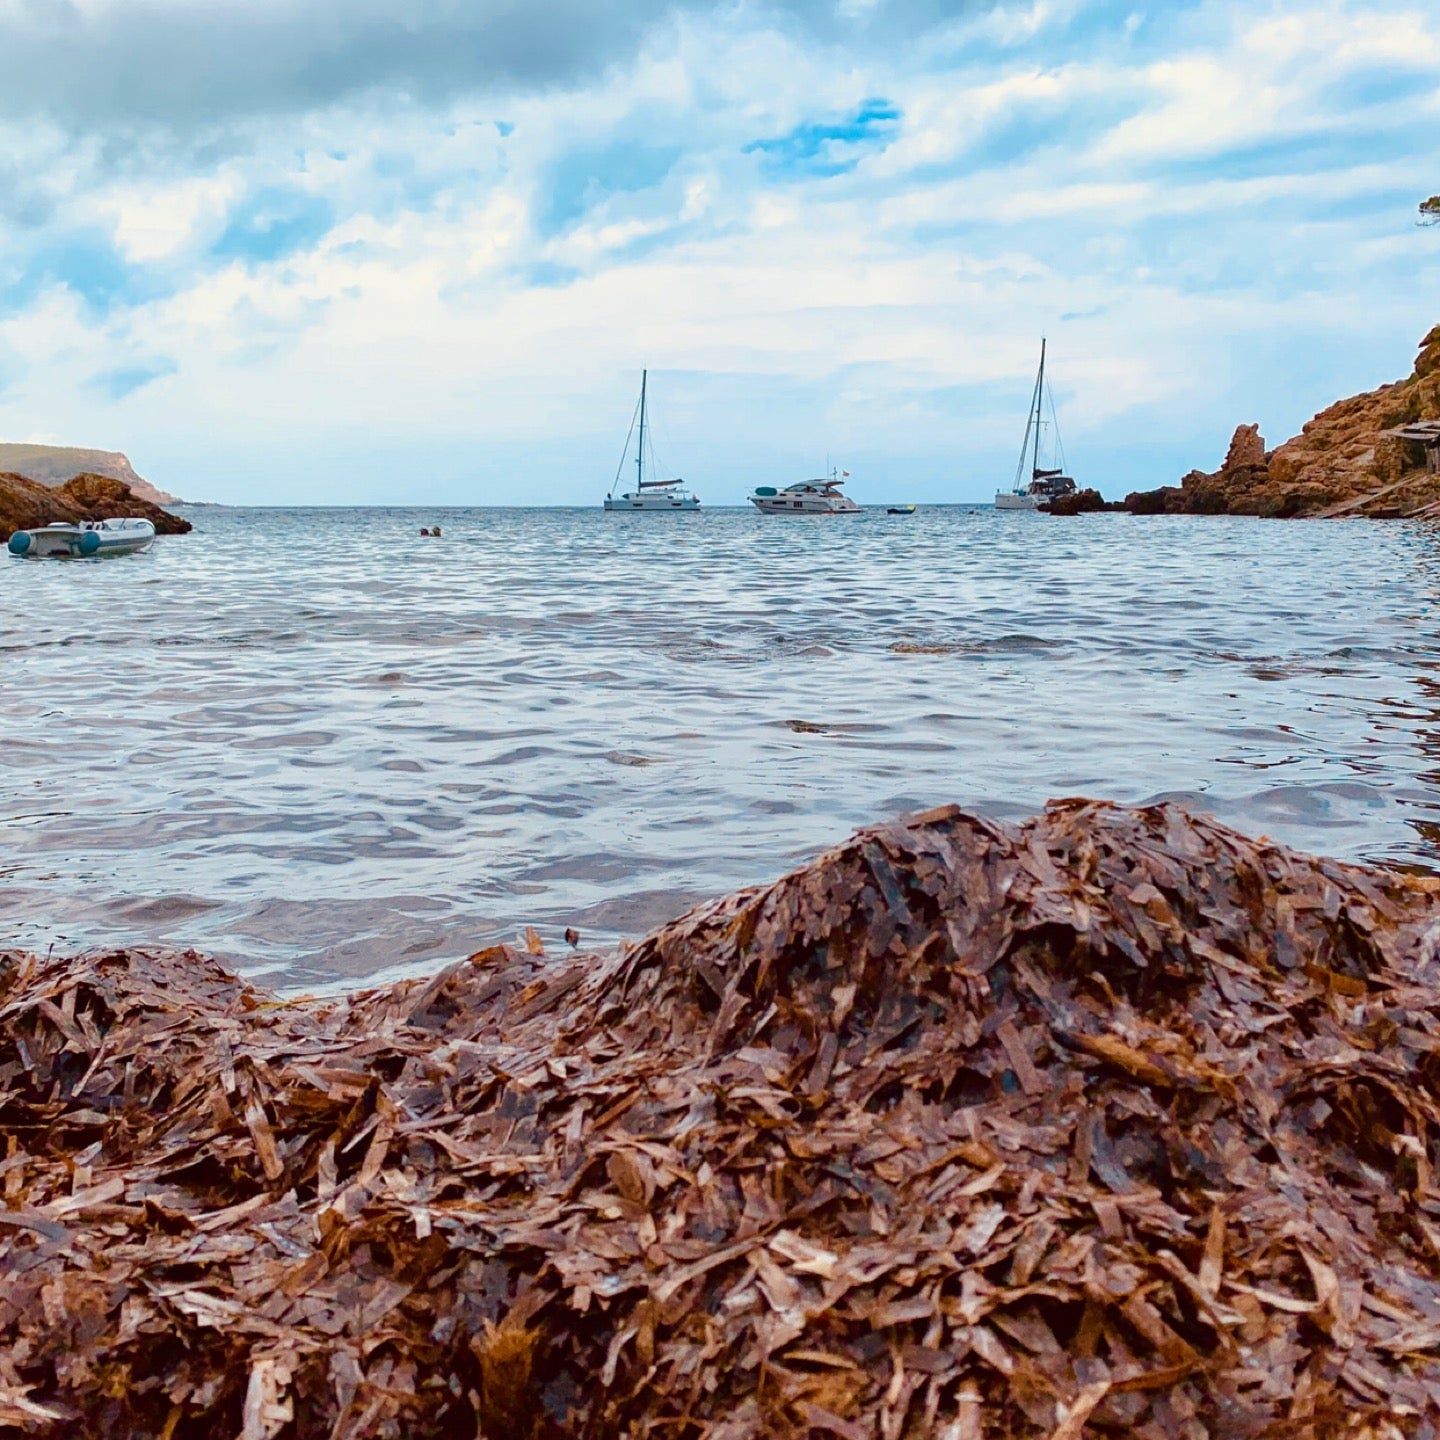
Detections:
[750, 469, 861, 514]
[8, 518, 157, 558]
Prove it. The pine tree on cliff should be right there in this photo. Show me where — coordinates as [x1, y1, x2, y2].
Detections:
[1422, 196, 1440, 225]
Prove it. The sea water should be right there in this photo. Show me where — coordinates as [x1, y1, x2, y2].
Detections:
[4, 504, 1439, 989]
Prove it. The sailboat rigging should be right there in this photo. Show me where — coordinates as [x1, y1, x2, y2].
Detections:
[603, 371, 700, 511]
[995, 339, 1078, 511]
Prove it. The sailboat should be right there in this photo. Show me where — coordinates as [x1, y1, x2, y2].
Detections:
[995, 339, 1078, 511]
[603, 371, 700, 511]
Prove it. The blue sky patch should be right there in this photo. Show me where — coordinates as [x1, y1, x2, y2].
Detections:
[212, 188, 334, 265]
[5, 233, 174, 315]
[746, 98, 901, 178]
[1319, 66, 1439, 113]
[520, 261, 582, 288]
[1147, 123, 1427, 188]
[539, 139, 682, 234]
[92, 358, 179, 400]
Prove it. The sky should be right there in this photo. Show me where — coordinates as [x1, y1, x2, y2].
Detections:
[0, 0, 1435, 506]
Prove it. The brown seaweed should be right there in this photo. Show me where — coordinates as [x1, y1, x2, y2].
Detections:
[4, 798, 1440, 1437]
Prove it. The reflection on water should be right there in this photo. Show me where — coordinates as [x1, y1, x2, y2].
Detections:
[4, 503, 1440, 989]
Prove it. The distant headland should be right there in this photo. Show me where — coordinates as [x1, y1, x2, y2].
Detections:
[0, 444, 178, 507]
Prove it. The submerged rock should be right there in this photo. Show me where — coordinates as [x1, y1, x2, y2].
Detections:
[1122, 483, 1186, 515]
[0, 470, 191, 542]
[1037, 487, 1117, 515]
[4, 799, 1440, 1436]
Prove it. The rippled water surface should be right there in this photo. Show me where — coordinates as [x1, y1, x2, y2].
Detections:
[6, 504, 1440, 989]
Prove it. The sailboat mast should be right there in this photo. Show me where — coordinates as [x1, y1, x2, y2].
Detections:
[1013, 343, 1044, 493]
[1032, 338, 1047, 479]
[636, 370, 647, 490]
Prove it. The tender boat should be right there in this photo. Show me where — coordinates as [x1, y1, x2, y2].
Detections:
[8, 518, 157, 558]
[996, 339, 1078, 511]
[750, 470, 861, 515]
[887, 503, 917, 515]
[603, 370, 700, 511]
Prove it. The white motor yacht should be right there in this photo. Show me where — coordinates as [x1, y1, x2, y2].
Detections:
[996, 339, 1079, 510]
[603, 370, 700, 511]
[8, 518, 157, 558]
[750, 471, 861, 515]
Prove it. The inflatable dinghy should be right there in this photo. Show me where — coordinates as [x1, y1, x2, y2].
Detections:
[8, 518, 157, 559]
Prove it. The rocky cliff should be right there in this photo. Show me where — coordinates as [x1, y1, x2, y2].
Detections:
[1127, 325, 1440, 517]
[0, 471, 192, 541]
[0, 444, 177, 505]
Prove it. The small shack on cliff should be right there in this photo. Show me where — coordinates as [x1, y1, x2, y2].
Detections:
[1388, 420, 1440, 475]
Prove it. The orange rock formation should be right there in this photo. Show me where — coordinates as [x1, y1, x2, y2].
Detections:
[0, 471, 192, 541]
[1127, 326, 1440, 517]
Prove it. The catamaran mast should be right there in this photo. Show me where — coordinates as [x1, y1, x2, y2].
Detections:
[1032, 338, 1047, 480]
[1014, 341, 1045, 492]
[636, 369, 647, 490]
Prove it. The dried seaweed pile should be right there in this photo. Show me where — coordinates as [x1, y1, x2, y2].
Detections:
[5, 800, 1440, 1439]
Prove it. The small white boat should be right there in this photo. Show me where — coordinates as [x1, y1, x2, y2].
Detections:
[996, 339, 1078, 511]
[8, 518, 157, 558]
[604, 370, 700, 511]
[750, 470, 861, 515]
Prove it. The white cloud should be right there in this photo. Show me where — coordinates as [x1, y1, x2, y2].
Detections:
[91, 174, 241, 262]
[1092, 4, 1440, 164]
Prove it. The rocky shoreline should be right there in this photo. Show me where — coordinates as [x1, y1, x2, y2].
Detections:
[1044, 324, 1440, 518]
[0, 471, 192, 541]
[4, 799, 1440, 1436]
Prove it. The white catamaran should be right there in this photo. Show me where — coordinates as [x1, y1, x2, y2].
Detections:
[603, 371, 700, 511]
[996, 339, 1078, 511]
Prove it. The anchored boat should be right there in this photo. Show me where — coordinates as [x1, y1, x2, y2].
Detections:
[996, 339, 1078, 511]
[603, 371, 700, 511]
[750, 469, 861, 515]
[8, 518, 157, 558]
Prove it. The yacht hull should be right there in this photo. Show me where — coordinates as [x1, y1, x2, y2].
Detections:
[603, 494, 700, 511]
[750, 499, 860, 514]
[750, 473, 860, 514]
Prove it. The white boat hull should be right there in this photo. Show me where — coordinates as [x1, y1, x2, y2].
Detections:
[995, 492, 1041, 511]
[603, 492, 700, 511]
[750, 496, 861, 514]
[750, 476, 861, 514]
[8, 519, 157, 558]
